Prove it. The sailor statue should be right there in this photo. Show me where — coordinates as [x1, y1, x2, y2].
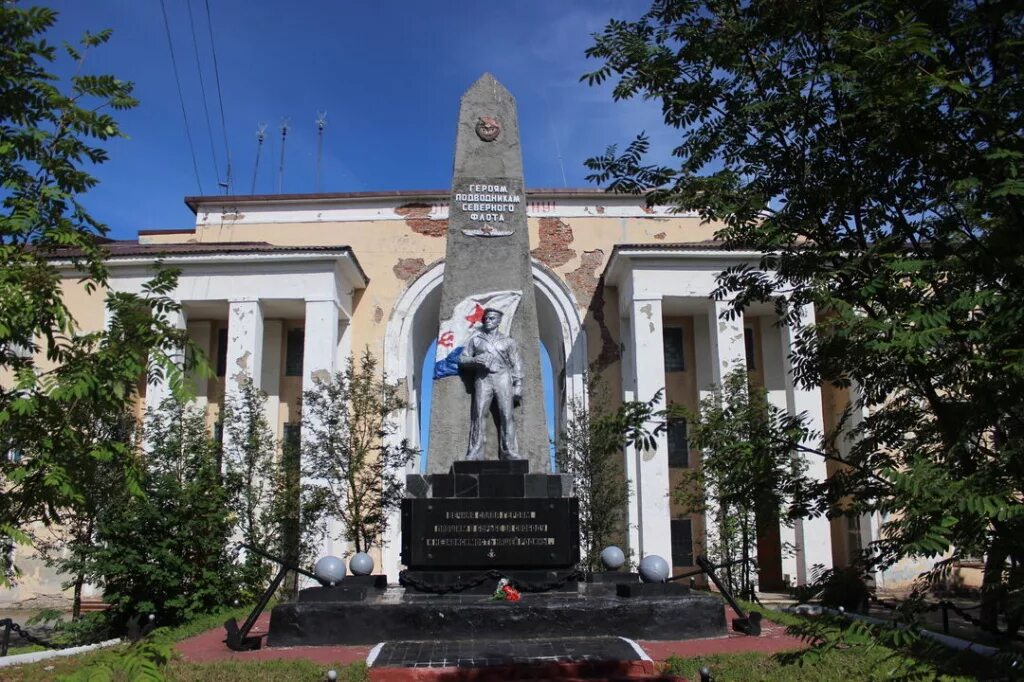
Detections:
[458, 307, 523, 460]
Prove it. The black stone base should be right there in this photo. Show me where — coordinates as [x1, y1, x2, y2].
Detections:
[267, 590, 726, 647]
[586, 571, 640, 584]
[344, 574, 389, 589]
[401, 569, 578, 595]
[297, 586, 367, 602]
[615, 582, 691, 598]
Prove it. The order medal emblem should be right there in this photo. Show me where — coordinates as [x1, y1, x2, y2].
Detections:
[475, 116, 500, 142]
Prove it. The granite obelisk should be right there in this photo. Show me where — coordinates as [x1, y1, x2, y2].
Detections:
[427, 73, 548, 475]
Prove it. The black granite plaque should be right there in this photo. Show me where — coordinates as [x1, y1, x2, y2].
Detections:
[401, 497, 579, 569]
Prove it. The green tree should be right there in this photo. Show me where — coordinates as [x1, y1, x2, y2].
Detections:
[301, 351, 416, 555]
[37, 404, 137, 620]
[558, 383, 665, 571]
[85, 397, 237, 627]
[673, 368, 808, 596]
[221, 374, 277, 596]
[584, 0, 1024, 626]
[0, 5, 194, 576]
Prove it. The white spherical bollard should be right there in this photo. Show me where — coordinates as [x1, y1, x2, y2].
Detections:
[314, 555, 346, 586]
[600, 546, 626, 570]
[349, 552, 374, 576]
[638, 554, 670, 583]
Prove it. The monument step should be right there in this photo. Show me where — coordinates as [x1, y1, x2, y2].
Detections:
[368, 635, 646, 670]
[267, 590, 727, 646]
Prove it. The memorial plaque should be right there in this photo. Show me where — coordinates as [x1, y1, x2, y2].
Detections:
[401, 497, 579, 569]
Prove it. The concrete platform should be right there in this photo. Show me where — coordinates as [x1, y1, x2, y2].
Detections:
[267, 587, 726, 647]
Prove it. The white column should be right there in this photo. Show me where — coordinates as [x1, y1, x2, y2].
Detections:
[261, 320, 283, 443]
[145, 308, 187, 416]
[619, 314, 642, 565]
[188, 320, 213, 410]
[302, 299, 342, 558]
[782, 304, 833, 584]
[701, 300, 746, 569]
[761, 317, 798, 584]
[226, 299, 264, 393]
[629, 296, 672, 564]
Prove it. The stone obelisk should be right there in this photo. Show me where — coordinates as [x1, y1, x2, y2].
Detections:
[427, 73, 548, 475]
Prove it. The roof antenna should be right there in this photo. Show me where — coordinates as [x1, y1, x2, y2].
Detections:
[315, 111, 327, 192]
[277, 117, 289, 193]
[250, 122, 266, 194]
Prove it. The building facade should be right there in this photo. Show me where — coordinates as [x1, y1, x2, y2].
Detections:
[7, 188, 919, 608]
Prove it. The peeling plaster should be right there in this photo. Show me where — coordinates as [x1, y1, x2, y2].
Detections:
[373, 306, 384, 324]
[235, 350, 251, 371]
[640, 303, 653, 320]
[312, 369, 331, 383]
[653, 231, 666, 240]
[396, 203, 447, 238]
[566, 249, 618, 371]
[393, 257, 427, 281]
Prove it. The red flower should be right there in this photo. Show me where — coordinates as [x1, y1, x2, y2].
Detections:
[502, 585, 521, 601]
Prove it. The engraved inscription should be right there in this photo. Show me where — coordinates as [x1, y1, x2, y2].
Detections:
[454, 182, 522, 237]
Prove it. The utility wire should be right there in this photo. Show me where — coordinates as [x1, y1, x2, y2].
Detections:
[204, 0, 232, 193]
[185, 0, 220, 187]
[159, 0, 203, 195]
[278, 118, 289, 193]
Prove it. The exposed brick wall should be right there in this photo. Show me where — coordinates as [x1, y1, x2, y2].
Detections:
[566, 249, 618, 371]
[396, 203, 446, 237]
[530, 217, 575, 268]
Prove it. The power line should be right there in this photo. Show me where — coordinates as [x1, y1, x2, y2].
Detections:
[185, 0, 220, 187]
[159, 0, 203, 195]
[204, 0, 232, 193]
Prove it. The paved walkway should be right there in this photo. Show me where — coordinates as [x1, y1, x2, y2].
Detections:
[175, 606, 807, 679]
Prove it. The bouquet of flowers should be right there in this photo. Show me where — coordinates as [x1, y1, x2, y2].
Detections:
[492, 577, 521, 601]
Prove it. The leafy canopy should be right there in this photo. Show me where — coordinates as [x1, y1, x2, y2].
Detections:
[0, 6, 198, 574]
[584, 0, 1024, 609]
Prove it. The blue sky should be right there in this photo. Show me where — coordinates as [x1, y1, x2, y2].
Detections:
[33, 0, 679, 240]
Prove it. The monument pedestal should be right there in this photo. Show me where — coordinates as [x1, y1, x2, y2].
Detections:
[267, 591, 726, 647]
[400, 460, 579, 592]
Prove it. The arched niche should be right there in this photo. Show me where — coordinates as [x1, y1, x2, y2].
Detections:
[382, 258, 588, 473]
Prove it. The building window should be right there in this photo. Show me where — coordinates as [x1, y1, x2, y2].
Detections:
[667, 419, 688, 468]
[663, 327, 685, 372]
[213, 421, 224, 475]
[847, 515, 863, 555]
[671, 519, 694, 567]
[285, 328, 305, 377]
[216, 328, 228, 377]
[283, 423, 301, 450]
[744, 327, 757, 371]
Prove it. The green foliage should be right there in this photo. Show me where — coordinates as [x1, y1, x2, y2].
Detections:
[0, 5, 200, 579]
[558, 385, 674, 570]
[82, 398, 238, 628]
[585, 0, 1024, 628]
[673, 368, 807, 595]
[58, 638, 172, 682]
[300, 350, 417, 554]
[220, 374, 278, 596]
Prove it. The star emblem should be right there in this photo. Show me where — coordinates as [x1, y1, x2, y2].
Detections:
[465, 303, 485, 327]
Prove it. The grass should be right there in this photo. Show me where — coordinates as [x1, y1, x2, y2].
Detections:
[661, 603, 1014, 681]
[164, 660, 368, 681]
